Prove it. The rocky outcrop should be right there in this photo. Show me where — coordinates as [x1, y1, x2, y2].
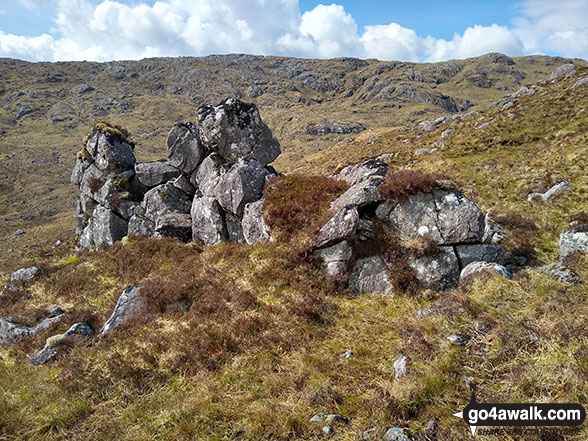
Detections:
[0, 306, 64, 345]
[311, 159, 505, 293]
[305, 121, 365, 136]
[559, 226, 588, 261]
[72, 99, 280, 249]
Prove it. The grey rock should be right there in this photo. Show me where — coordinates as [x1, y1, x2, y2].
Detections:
[65, 322, 95, 337]
[29, 347, 57, 365]
[454, 244, 505, 267]
[559, 226, 588, 261]
[528, 180, 571, 203]
[325, 414, 349, 423]
[330, 176, 385, 211]
[335, 159, 389, 186]
[13, 229, 25, 238]
[306, 121, 365, 136]
[382, 427, 412, 441]
[85, 129, 136, 173]
[49, 101, 75, 123]
[128, 213, 155, 237]
[322, 426, 334, 435]
[10, 266, 40, 285]
[315, 206, 359, 248]
[409, 247, 460, 291]
[135, 161, 181, 188]
[569, 74, 588, 90]
[198, 98, 281, 166]
[100, 285, 145, 336]
[482, 212, 504, 245]
[190, 153, 229, 196]
[415, 147, 438, 156]
[448, 335, 469, 344]
[225, 212, 245, 243]
[214, 157, 269, 216]
[165, 122, 205, 174]
[0, 308, 64, 344]
[142, 183, 192, 221]
[550, 63, 575, 80]
[315, 240, 353, 276]
[310, 413, 325, 423]
[350, 256, 393, 295]
[191, 196, 228, 245]
[72, 83, 95, 95]
[242, 199, 271, 244]
[78, 205, 128, 250]
[394, 355, 407, 379]
[545, 263, 582, 284]
[385, 190, 484, 245]
[172, 175, 196, 196]
[339, 349, 354, 360]
[155, 213, 192, 242]
[460, 261, 512, 280]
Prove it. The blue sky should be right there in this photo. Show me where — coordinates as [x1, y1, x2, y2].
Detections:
[0, 0, 586, 62]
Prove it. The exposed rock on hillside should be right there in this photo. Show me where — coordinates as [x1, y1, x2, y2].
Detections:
[71, 99, 280, 250]
[312, 160, 506, 292]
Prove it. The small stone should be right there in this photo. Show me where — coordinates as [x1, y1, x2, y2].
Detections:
[310, 413, 325, 423]
[65, 322, 95, 337]
[338, 350, 354, 360]
[13, 229, 25, 238]
[55, 240, 62, 246]
[10, 266, 40, 285]
[382, 427, 411, 441]
[322, 426, 334, 435]
[460, 261, 512, 281]
[394, 355, 407, 379]
[448, 335, 469, 345]
[325, 414, 349, 423]
[29, 347, 57, 365]
[425, 420, 438, 439]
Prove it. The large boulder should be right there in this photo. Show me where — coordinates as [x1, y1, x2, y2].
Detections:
[100, 286, 145, 336]
[190, 153, 229, 196]
[409, 247, 460, 291]
[166, 122, 205, 175]
[135, 161, 181, 188]
[142, 183, 192, 222]
[197, 98, 281, 166]
[559, 226, 588, 261]
[378, 190, 484, 245]
[350, 256, 393, 294]
[214, 157, 269, 216]
[330, 176, 385, 211]
[191, 196, 228, 245]
[454, 244, 505, 268]
[314, 206, 359, 249]
[84, 128, 136, 173]
[242, 199, 272, 244]
[155, 213, 192, 242]
[78, 205, 128, 250]
[335, 159, 389, 186]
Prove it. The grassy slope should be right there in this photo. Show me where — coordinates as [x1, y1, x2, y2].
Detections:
[0, 61, 588, 440]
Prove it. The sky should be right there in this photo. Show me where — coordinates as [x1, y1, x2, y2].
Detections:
[0, 0, 587, 63]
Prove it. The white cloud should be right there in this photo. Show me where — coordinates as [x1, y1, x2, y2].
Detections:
[1, 0, 587, 62]
[427, 24, 524, 62]
[513, 0, 588, 58]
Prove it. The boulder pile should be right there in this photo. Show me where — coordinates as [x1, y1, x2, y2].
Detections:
[71, 98, 279, 250]
[311, 160, 509, 292]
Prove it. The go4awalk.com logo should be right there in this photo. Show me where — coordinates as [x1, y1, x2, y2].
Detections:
[453, 390, 586, 437]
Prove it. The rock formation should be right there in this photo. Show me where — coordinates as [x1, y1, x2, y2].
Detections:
[71, 98, 280, 250]
[312, 159, 507, 292]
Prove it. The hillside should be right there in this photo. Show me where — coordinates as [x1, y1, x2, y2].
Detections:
[1, 53, 586, 274]
[1, 55, 588, 441]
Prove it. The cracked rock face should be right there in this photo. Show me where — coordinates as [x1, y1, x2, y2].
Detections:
[197, 98, 281, 166]
[166, 122, 205, 175]
[378, 190, 484, 245]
